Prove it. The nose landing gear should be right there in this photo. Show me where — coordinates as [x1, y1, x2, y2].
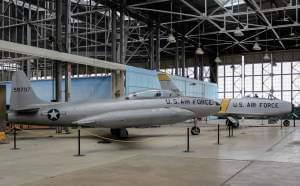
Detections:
[191, 118, 200, 135]
[283, 120, 290, 127]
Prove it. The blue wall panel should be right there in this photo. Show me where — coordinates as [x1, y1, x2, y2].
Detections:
[2, 76, 112, 104]
[2, 67, 218, 106]
[125, 66, 218, 99]
[125, 66, 160, 95]
[171, 75, 218, 99]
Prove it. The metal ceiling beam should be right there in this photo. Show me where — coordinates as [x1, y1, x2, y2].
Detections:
[210, 5, 300, 19]
[184, 4, 226, 37]
[0, 40, 125, 70]
[128, 6, 201, 19]
[222, 29, 267, 51]
[128, 0, 169, 7]
[213, 0, 245, 28]
[245, 0, 286, 49]
[0, 56, 38, 62]
[197, 23, 300, 36]
[178, 0, 249, 52]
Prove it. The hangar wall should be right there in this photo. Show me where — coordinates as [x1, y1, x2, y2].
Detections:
[2, 76, 112, 103]
[172, 76, 218, 99]
[125, 66, 218, 99]
[125, 66, 161, 94]
[1, 66, 218, 104]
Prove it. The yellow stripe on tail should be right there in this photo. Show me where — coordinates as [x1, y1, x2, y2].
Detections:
[158, 73, 171, 81]
[0, 132, 6, 142]
[219, 99, 231, 113]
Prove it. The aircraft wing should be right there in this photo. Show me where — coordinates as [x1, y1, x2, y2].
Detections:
[73, 107, 195, 128]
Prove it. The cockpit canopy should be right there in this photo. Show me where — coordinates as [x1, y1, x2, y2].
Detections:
[126, 90, 178, 100]
[244, 93, 279, 100]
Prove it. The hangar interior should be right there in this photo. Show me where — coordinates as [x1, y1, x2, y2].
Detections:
[0, 0, 300, 104]
[1, 0, 300, 186]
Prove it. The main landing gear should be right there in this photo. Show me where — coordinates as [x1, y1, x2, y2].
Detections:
[191, 118, 200, 135]
[111, 128, 129, 138]
[226, 119, 240, 128]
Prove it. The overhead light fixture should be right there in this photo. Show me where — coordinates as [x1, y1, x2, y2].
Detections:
[168, 0, 176, 44]
[234, 1, 244, 37]
[214, 56, 222, 63]
[139, 36, 145, 42]
[215, 33, 222, 63]
[263, 29, 270, 61]
[195, 46, 204, 55]
[253, 42, 261, 50]
[263, 52, 271, 61]
[290, 27, 295, 36]
[195, 24, 204, 55]
[168, 33, 176, 43]
[252, 37, 261, 51]
[234, 26, 244, 37]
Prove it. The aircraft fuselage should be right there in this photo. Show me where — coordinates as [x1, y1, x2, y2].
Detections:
[8, 96, 220, 128]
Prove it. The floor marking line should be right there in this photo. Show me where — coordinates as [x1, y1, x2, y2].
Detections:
[266, 128, 296, 152]
[220, 160, 254, 186]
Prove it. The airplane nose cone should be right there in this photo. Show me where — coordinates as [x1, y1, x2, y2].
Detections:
[283, 101, 293, 114]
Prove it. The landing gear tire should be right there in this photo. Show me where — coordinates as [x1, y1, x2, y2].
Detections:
[191, 126, 200, 135]
[119, 129, 129, 138]
[226, 119, 239, 128]
[283, 120, 290, 127]
[110, 128, 129, 138]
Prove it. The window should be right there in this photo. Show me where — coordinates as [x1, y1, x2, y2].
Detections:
[217, 61, 300, 104]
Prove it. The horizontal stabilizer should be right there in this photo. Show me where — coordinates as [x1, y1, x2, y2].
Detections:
[13, 107, 40, 113]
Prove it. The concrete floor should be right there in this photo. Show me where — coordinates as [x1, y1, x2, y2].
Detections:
[1, 121, 300, 186]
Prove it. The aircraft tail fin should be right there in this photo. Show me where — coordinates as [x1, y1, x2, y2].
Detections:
[157, 72, 182, 96]
[10, 71, 47, 111]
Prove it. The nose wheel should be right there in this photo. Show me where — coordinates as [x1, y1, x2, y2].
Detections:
[191, 126, 200, 135]
[283, 120, 290, 127]
[191, 118, 200, 135]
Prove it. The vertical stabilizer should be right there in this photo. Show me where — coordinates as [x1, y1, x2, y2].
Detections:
[157, 72, 182, 96]
[10, 71, 47, 111]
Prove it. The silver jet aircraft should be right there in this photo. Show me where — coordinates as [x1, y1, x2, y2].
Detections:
[217, 95, 293, 128]
[7, 71, 220, 138]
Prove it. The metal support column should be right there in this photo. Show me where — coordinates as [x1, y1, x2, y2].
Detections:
[111, 8, 117, 62]
[149, 23, 155, 70]
[210, 57, 218, 83]
[175, 36, 179, 75]
[194, 56, 198, 80]
[181, 36, 185, 77]
[55, 0, 63, 102]
[64, 0, 71, 102]
[120, 0, 126, 64]
[155, 22, 160, 71]
[199, 55, 203, 81]
[26, 2, 32, 79]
